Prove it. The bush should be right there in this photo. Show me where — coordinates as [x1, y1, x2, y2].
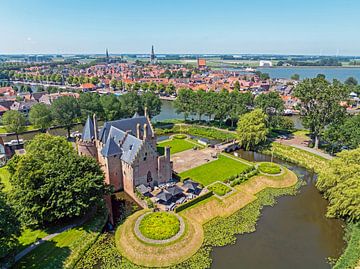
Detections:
[175, 191, 213, 213]
[258, 162, 281, 174]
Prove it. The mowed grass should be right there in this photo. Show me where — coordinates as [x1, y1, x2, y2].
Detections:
[157, 137, 197, 155]
[0, 166, 11, 192]
[179, 155, 251, 186]
[139, 212, 180, 240]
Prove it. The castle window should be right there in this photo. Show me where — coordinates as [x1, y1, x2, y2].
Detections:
[147, 171, 152, 183]
[143, 152, 147, 161]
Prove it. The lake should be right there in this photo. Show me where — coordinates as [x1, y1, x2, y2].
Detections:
[211, 150, 345, 269]
[257, 67, 360, 81]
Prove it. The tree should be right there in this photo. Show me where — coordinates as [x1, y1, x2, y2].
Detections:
[174, 88, 194, 120]
[0, 185, 21, 262]
[1, 110, 26, 143]
[7, 134, 108, 227]
[141, 91, 161, 118]
[317, 147, 360, 221]
[51, 96, 80, 138]
[294, 77, 348, 148]
[90, 77, 99, 85]
[236, 109, 268, 150]
[323, 114, 360, 154]
[78, 92, 104, 121]
[100, 94, 122, 121]
[291, 74, 300, 81]
[254, 91, 284, 128]
[29, 103, 52, 132]
[345, 76, 358, 86]
[119, 92, 142, 118]
[228, 90, 252, 127]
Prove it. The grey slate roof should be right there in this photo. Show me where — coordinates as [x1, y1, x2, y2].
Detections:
[99, 116, 152, 144]
[183, 180, 199, 191]
[120, 134, 143, 164]
[156, 190, 173, 202]
[82, 115, 95, 141]
[167, 185, 183, 196]
[101, 137, 122, 157]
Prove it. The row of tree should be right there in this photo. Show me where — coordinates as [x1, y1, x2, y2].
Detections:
[174, 88, 292, 129]
[2, 91, 161, 140]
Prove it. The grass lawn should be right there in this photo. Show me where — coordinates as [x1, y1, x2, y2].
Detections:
[207, 182, 232, 196]
[157, 136, 199, 155]
[258, 162, 282, 174]
[14, 208, 107, 269]
[139, 212, 180, 240]
[179, 155, 251, 186]
[0, 166, 11, 192]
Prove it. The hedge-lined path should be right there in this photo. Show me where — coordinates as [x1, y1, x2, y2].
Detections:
[115, 167, 298, 267]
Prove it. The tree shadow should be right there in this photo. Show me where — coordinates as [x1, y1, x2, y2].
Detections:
[12, 240, 71, 269]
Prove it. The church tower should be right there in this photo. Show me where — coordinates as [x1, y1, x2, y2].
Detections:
[150, 45, 156, 64]
[106, 48, 109, 63]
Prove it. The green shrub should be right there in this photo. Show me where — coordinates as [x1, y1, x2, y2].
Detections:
[175, 191, 213, 213]
[333, 222, 360, 269]
[258, 162, 281, 174]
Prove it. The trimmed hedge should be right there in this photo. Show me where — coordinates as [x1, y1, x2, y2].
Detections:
[230, 169, 259, 187]
[175, 191, 213, 213]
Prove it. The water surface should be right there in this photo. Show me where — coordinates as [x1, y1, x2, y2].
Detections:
[211, 150, 344, 269]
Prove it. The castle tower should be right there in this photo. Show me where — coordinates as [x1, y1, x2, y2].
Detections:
[77, 115, 98, 159]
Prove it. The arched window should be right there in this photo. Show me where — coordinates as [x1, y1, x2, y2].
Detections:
[147, 171, 152, 183]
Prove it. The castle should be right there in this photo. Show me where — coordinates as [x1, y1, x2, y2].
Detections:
[77, 111, 172, 222]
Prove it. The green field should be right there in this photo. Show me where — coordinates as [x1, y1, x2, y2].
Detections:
[139, 212, 180, 240]
[179, 155, 251, 186]
[157, 136, 199, 155]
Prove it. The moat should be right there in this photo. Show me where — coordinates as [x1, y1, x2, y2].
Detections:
[211, 150, 344, 269]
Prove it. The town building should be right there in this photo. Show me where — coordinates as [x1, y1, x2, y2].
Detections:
[197, 58, 206, 68]
[77, 111, 172, 222]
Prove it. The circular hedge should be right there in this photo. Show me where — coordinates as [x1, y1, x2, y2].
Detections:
[258, 162, 282, 174]
[139, 212, 180, 240]
[173, 134, 187, 139]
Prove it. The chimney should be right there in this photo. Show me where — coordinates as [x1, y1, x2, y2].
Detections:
[144, 107, 148, 118]
[136, 123, 141, 139]
[93, 114, 98, 141]
[143, 124, 148, 140]
[165, 146, 170, 160]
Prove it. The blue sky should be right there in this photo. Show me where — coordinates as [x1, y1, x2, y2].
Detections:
[1, 0, 360, 55]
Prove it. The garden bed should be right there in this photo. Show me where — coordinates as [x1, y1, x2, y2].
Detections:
[207, 182, 232, 196]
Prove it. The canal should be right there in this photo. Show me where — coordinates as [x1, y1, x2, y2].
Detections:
[211, 150, 344, 269]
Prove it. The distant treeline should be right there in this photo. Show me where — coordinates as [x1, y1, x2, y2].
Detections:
[277, 58, 342, 66]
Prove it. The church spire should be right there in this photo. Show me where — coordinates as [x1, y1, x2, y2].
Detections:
[106, 48, 109, 63]
[150, 45, 156, 64]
